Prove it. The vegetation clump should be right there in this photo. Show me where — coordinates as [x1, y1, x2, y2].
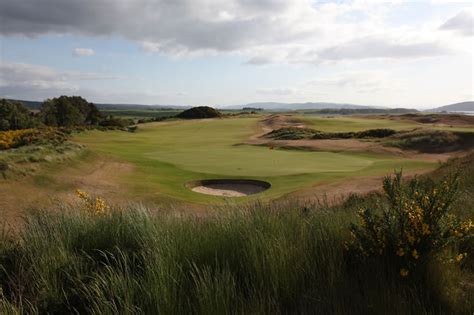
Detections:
[0, 128, 69, 150]
[0, 99, 38, 131]
[387, 129, 474, 153]
[177, 106, 222, 119]
[265, 127, 397, 140]
[349, 171, 472, 278]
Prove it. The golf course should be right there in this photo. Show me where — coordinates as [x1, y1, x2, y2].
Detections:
[72, 115, 444, 203]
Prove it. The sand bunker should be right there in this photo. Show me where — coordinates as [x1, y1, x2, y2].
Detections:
[188, 179, 271, 197]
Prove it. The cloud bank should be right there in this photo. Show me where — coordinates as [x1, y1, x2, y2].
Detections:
[0, 0, 468, 64]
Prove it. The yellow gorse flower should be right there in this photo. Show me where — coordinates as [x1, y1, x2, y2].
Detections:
[75, 189, 110, 215]
[400, 268, 409, 277]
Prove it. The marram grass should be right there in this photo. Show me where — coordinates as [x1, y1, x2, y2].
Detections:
[0, 171, 473, 314]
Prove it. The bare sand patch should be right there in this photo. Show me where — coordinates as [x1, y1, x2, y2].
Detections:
[188, 179, 271, 197]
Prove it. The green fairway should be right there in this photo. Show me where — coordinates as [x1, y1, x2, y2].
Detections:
[74, 117, 436, 203]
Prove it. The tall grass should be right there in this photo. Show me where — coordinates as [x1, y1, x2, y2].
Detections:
[1, 157, 473, 313]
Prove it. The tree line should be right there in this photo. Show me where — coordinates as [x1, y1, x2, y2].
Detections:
[0, 96, 131, 131]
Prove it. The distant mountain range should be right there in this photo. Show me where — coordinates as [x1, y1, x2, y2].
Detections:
[222, 102, 383, 111]
[427, 101, 474, 113]
[6, 99, 190, 110]
[6, 98, 473, 113]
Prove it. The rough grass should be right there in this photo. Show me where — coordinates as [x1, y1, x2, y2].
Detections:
[387, 130, 474, 153]
[265, 127, 397, 140]
[0, 162, 472, 313]
[0, 142, 83, 178]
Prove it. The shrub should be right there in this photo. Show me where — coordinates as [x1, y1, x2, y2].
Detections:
[99, 116, 134, 128]
[355, 128, 397, 138]
[265, 127, 317, 140]
[0, 128, 70, 150]
[349, 172, 473, 278]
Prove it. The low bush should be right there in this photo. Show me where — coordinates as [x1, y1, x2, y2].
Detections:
[265, 127, 397, 140]
[349, 172, 472, 278]
[265, 127, 316, 140]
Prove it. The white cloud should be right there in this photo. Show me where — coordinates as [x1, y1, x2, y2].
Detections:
[73, 48, 95, 56]
[440, 9, 473, 36]
[318, 37, 449, 61]
[0, 0, 469, 65]
[0, 62, 120, 100]
[256, 88, 298, 95]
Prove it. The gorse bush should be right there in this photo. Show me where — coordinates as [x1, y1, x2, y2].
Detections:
[0, 128, 70, 150]
[350, 172, 473, 277]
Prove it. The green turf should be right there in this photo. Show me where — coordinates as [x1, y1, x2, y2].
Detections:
[302, 116, 474, 132]
[74, 117, 436, 203]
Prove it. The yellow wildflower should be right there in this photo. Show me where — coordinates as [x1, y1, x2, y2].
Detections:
[400, 268, 409, 277]
[412, 249, 419, 260]
[396, 248, 405, 256]
[456, 253, 467, 262]
[422, 223, 430, 235]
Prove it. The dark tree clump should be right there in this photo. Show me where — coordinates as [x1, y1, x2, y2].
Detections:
[0, 99, 39, 131]
[40, 96, 103, 127]
[177, 106, 222, 119]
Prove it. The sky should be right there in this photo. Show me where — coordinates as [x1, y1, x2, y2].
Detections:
[0, 0, 473, 109]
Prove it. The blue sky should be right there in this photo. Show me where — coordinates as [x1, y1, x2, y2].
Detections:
[0, 0, 472, 108]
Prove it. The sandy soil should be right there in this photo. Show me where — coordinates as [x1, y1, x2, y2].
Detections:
[190, 179, 270, 197]
[192, 186, 249, 197]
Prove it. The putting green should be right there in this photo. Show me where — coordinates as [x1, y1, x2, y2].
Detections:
[74, 117, 436, 203]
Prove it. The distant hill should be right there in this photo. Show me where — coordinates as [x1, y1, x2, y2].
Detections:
[6, 99, 190, 111]
[223, 102, 384, 111]
[96, 103, 190, 110]
[6, 99, 43, 110]
[177, 106, 222, 119]
[428, 101, 474, 113]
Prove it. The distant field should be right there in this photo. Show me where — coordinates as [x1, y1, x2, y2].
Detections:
[74, 117, 436, 203]
[100, 109, 182, 119]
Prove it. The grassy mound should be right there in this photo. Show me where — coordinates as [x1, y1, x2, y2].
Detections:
[265, 127, 397, 140]
[387, 129, 474, 153]
[1, 162, 473, 313]
[177, 106, 222, 119]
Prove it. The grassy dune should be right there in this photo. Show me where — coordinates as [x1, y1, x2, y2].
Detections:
[74, 117, 435, 203]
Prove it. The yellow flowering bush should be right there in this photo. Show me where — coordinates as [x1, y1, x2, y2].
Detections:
[76, 189, 110, 216]
[0, 129, 36, 150]
[349, 172, 473, 277]
[0, 127, 70, 150]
